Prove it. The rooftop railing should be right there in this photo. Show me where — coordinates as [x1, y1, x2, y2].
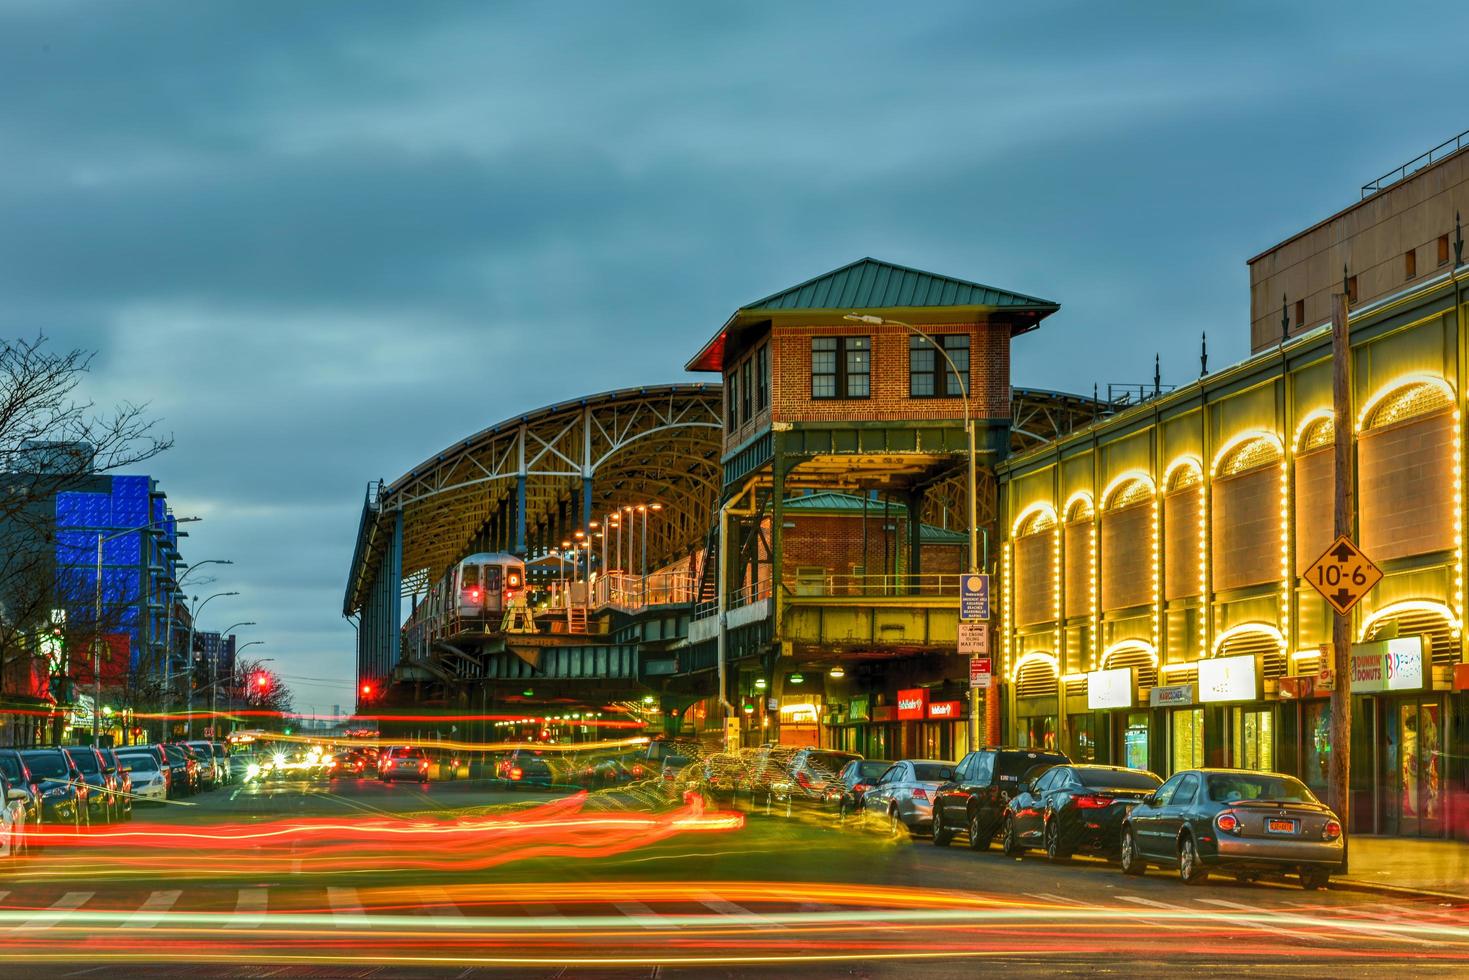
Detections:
[1362, 128, 1469, 198]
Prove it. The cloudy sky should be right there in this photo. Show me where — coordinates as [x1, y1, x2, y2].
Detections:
[2, 1, 1463, 712]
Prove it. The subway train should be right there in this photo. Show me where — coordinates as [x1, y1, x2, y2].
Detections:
[403, 552, 527, 652]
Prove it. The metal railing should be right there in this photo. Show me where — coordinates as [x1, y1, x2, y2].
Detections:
[592, 571, 697, 611]
[784, 572, 963, 598]
[1362, 128, 1469, 198]
[692, 579, 771, 621]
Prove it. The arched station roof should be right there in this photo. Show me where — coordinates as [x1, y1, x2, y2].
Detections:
[345, 383, 722, 616]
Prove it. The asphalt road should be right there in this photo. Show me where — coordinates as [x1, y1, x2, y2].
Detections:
[0, 773, 1465, 978]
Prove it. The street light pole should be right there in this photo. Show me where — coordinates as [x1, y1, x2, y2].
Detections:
[92, 515, 201, 745]
[186, 591, 239, 739]
[163, 559, 232, 734]
[211, 622, 255, 737]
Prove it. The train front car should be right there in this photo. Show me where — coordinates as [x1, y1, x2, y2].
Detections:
[453, 552, 527, 624]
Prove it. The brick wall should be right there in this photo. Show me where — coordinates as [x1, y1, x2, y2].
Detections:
[1211, 468, 1281, 590]
[768, 321, 1010, 426]
[1360, 411, 1455, 560]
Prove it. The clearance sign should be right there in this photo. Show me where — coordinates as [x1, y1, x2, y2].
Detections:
[897, 688, 929, 720]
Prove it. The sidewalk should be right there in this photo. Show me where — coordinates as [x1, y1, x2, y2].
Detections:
[1338, 835, 1469, 899]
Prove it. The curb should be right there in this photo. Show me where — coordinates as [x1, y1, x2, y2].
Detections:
[1330, 877, 1469, 902]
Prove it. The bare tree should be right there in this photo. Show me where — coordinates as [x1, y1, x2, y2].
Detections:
[231, 658, 294, 723]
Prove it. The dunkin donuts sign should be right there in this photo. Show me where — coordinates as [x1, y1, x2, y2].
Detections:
[1349, 636, 1425, 693]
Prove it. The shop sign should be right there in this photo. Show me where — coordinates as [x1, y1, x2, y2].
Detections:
[1087, 667, 1135, 710]
[1198, 654, 1260, 703]
[1349, 636, 1425, 693]
[1148, 683, 1194, 707]
[872, 705, 898, 722]
[1455, 663, 1469, 692]
[927, 700, 962, 719]
[848, 695, 871, 722]
[958, 622, 989, 655]
[1278, 676, 1318, 700]
[896, 687, 929, 720]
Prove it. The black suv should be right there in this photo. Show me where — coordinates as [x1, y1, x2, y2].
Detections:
[930, 746, 1070, 850]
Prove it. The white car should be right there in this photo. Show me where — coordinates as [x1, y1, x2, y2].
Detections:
[0, 772, 30, 858]
[116, 751, 169, 804]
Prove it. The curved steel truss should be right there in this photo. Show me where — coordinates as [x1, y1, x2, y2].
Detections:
[346, 384, 722, 617]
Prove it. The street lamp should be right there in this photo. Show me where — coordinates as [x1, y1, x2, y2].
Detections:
[93, 515, 201, 745]
[845, 314, 980, 574]
[211, 622, 255, 729]
[162, 559, 232, 724]
[640, 503, 663, 605]
[186, 591, 238, 738]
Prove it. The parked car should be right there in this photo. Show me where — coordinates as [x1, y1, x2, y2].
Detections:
[685, 753, 750, 801]
[0, 769, 30, 858]
[660, 754, 694, 796]
[739, 746, 797, 804]
[378, 745, 431, 783]
[182, 743, 217, 789]
[769, 749, 862, 810]
[115, 748, 168, 805]
[573, 755, 639, 789]
[1119, 768, 1345, 889]
[100, 748, 133, 821]
[17, 748, 87, 829]
[932, 747, 1071, 850]
[861, 759, 957, 837]
[834, 759, 892, 822]
[159, 743, 193, 795]
[997, 764, 1162, 860]
[63, 746, 119, 824]
[642, 737, 701, 766]
[0, 750, 44, 843]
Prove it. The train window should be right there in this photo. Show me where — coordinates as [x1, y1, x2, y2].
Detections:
[485, 566, 503, 592]
[462, 565, 481, 589]
[507, 570, 522, 588]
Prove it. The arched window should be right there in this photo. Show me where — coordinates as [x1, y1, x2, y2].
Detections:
[1014, 653, 1060, 699]
[1214, 622, 1286, 679]
[1294, 411, 1335, 574]
[1013, 505, 1058, 627]
[1063, 494, 1094, 621]
[1361, 600, 1461, 669]
[1163, 460, 1204, 600]
[1358, 378, 1456, 562]
[1102, 639, 1158, 688]
[1101, 475, 1154, 611]
[1211, 434, 1284, 591]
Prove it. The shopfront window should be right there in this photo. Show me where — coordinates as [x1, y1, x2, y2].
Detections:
[1169, 707, 1203, 774]
[1019, 715, 1057, 750]
[1231, 706, 1273, 771]
[1069, 715, 1095, 763]
[1123, 711, 1149, 771]
[1301, 701, 1330, 797]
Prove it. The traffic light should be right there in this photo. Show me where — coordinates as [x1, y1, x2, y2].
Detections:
[254, 672, 270, 691]
[360, 682, 373, 697]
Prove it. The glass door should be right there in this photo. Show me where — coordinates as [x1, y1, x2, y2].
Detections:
[1393, 698, 1444, 837]
[1122, 711, 1149, 771]
[1169, 707, 1203, 774]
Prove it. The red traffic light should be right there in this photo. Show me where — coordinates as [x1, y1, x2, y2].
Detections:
[254, 672, 270, 689]
[360, 682, 373, 696]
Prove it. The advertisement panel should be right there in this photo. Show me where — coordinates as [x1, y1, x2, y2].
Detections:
[1197, 654, 1260, 703]
[1087, 667, 1136, 710]
[927, 700, 963, 719]
[896, 688, 929, 720]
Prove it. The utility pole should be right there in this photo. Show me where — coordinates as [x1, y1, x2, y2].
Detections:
[1328, 276, 1353, 829]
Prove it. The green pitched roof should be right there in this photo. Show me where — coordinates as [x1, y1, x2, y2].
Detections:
[741, 257, 1059, 314]
[781, 492, 967, 544]
[687, 257, 1059, 372]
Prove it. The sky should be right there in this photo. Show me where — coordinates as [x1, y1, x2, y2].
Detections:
[2, 0, 1465, 713]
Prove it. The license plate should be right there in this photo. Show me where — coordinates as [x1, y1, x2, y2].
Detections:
[1266, 818, 1297, 834]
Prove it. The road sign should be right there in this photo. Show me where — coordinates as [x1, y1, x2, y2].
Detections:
[960, 573, 990, 621]
[1304, 534, 1383, 616]
[968, 656, 992, 687]
[958, 622, 989, 655]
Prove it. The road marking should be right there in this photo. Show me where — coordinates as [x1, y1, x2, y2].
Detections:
[415, 888, 463, 920]
[1025, 892, 1087, 906]
[327, 887, 365, 929]
[16, 891, 94, 931]
[233, 888, 268, 928]
[614, 900, 680, 929]
[1330, 904, 1442, 947]
[121, 889, 181, 928]
[1194, 897, 1342, 945]
[518, 902, 576, 927]
[696, 892, 788, 930]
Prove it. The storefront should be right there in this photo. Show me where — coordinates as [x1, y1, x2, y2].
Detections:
[1085, 666, 1149, 770]
[1148, 682, 1199, 774]
[920, 698, 966, 759]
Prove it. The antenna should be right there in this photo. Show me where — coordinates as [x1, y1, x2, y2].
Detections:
[1153, 354, 1161, 397]
[1281, 293, 1290, 345]
[1200, 332, 1208, 377]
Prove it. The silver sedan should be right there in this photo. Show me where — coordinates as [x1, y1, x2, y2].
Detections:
[861, 759, 957, 837]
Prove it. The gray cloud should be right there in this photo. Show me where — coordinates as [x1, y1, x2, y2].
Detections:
[1, 0, 1462, 708]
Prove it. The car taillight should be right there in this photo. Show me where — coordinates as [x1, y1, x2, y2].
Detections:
[796, 771, 812, 789]
[1073, 794, 1113, 809]
[911, 788, 928, 801]
[632, 765, 644, 777]
[1323, 819, 1342, 841]
[852, 783, 869, 793]
[509, 766, 523, 780]
[1216, 812, 1240, 834]
[420, 760, 429, 770]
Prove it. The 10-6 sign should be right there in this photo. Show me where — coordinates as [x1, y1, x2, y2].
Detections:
[1305, 534, 1382, 616]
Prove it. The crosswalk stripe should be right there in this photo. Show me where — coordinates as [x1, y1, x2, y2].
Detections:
[16, 891, 94, 930]
[518, 902, 576, 927]
[1025, 891, 1086, 906]
[1193, 897, 1341, 945]
[121, 889, 181, 928]
[696, 892, 788, 930]
[614, 900, 680, 929]
[233, 888, 268, 929]
[327, 887, 365, 929]
[415, 888, 462, 919]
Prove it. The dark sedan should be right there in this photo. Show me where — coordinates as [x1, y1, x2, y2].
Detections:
[999, 764, 1161, 861]
[17, 749, 86, 829]
[1119, 768, 1345, 889]
[63, 746, 119, 824]
[0, 750, 44, 842]
[834, 759, 891, 822]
